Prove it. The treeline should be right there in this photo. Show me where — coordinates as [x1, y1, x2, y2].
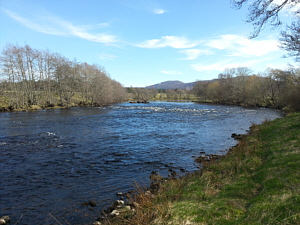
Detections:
[126, 87, 158, 101]
[192, 67, 300, 111]
[126, 87, 193, 101]
[0, 44, 127, 110]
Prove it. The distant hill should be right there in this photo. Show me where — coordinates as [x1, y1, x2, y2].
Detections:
[146, 80, 196, 90]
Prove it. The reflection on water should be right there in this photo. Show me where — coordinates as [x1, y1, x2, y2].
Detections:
[0, 102, 283, 224]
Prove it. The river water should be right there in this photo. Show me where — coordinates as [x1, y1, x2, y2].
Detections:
[0, 101, 283, 224]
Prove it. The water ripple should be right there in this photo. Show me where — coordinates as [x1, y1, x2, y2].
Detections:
[0, 102, 283, 224]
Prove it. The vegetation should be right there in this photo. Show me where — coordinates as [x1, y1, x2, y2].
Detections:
[126, 66, 300, 113]
[231, 0, 300, 62]
[0, 43, 128, 111]
[127, 87, 198, 102]
[192, 66, 300, 112]
[103, 112, 300, 224]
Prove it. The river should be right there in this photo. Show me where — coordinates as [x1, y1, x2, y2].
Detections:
[0, 101, 283, 224]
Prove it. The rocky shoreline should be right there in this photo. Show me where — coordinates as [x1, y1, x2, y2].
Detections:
[91, 132, 245, 225]
[92, 171, 176, 224]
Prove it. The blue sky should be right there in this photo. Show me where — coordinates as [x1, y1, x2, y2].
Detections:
[0, 0, 297, 87]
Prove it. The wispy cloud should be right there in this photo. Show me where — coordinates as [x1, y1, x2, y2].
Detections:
[134, 34, 279, 56]
[135, 36, 197, 49]
[78, 22, 111, 30]
[179, 49, 213, 60]
[206, 34, 279, 57]
[192, 58, 270, 73]
[161, 70, 184, 75]
[192, 59, 234, 72]
[2, 8, 117, 44]
[98, 53, 117, 60]
[153, 9, 168, 14]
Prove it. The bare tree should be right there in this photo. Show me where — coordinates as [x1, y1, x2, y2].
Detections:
[286, 67, 300, 110]
[280, 20, 300, 61]
[1, 43, 127, 109]
[231, 0, 300, 37]
[231, 0, 300, 62]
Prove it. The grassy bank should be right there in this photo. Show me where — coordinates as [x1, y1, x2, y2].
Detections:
[0, 93, 114, 112]
[105, 113, 300, 224]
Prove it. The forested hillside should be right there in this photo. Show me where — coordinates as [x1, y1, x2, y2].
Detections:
[0, 44, 128, 111]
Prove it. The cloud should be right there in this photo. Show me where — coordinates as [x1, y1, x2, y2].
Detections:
[78, 22, 111, 30]
[153, 9, 168, 14]
[192, 59, 234, 72]
[2, 9, 66, 36]
[161, 70, 184, 75]
[192, 58, 267, 72]
[179, 49, 213, 60]
[135, 36, 197, 49]
[2, 8, 117, 44]
[135, 34, 278, 57]
[98, 53, 117, 60]
[206, 34, 279, 57]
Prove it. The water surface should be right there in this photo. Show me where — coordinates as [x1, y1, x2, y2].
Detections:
[0, 102, 283, 224]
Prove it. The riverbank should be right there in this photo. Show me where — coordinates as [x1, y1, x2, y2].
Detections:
[0, 102, 116, 112]
[100, 112, 300, 224]
[0, 93, 126, 113]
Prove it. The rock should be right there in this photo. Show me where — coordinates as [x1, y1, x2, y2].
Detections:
[231, 133, 243, 140]
[0, 217, 9, 223]
[169, 170, 177, 178]
[82, 201, 97, 207]
[81, 201, 89, 206]
[97, 215, 106, 221]
[150, 171, 163, 182]
[0, 216, 10, 225]
[129, 100, 149, 104]
[93, 221, 102, 225]
[89, 200, 97, 207]
[116, 192, 123, 197]
[110, 200, 125, 211]
[110, 209, 120, 217]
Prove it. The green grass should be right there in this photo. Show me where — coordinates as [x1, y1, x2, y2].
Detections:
[107, 113, 300, 224]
